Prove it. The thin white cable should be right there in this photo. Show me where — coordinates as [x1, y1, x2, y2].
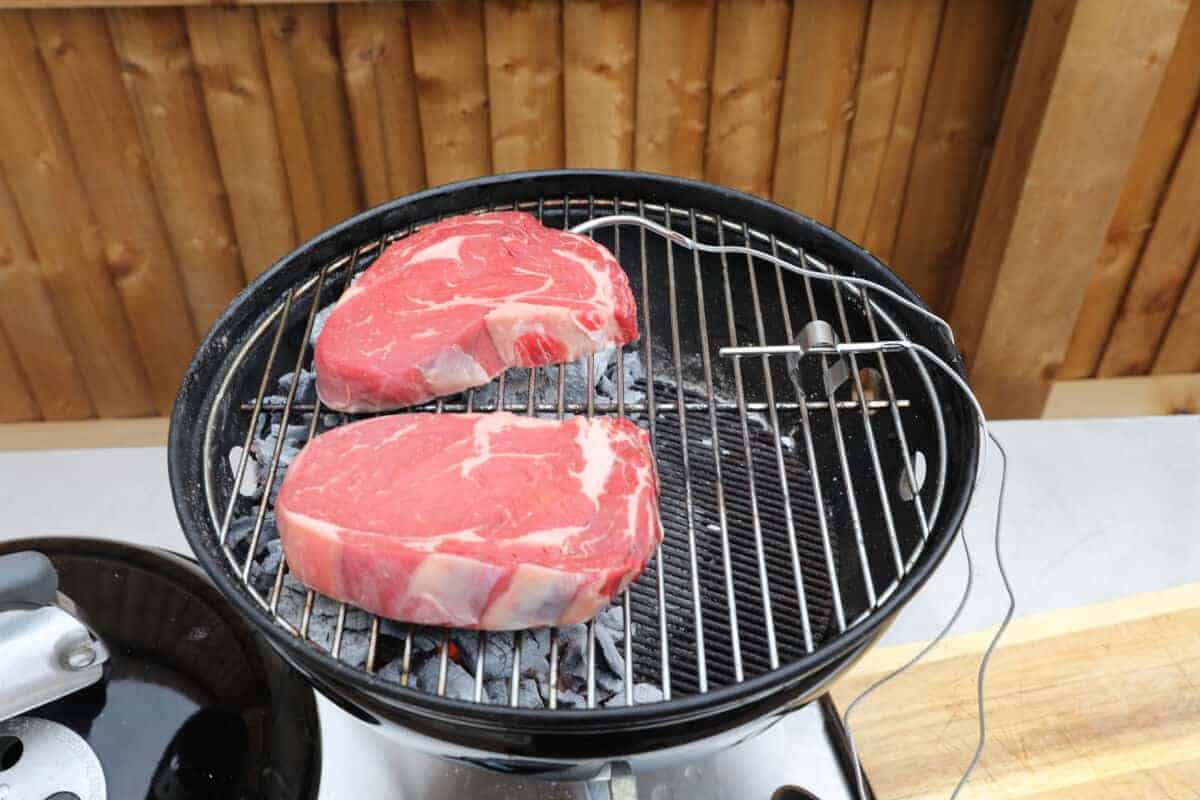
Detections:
[572, 214, 1017, 800]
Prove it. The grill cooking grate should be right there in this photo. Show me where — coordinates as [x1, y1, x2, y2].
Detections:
[203, 197, 947, 710]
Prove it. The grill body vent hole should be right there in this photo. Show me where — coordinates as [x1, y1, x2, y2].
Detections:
[0, 735, 22, 771]
[899, 450, 927, 501]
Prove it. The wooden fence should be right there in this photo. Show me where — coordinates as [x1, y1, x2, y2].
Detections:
[0, 0, 1196, 426]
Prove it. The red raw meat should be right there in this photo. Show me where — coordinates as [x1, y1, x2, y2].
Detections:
[276, 412, 662, 630]
[314, 212, 638, 412]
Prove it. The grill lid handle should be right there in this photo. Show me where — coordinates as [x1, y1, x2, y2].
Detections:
[0, 551, 109, 723]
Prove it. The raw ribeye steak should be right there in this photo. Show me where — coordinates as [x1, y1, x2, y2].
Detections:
[314, 212, 639, 412]
[275, 412, 662, 630]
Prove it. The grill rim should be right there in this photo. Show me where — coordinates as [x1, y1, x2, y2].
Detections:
[168, 169, 979, 745]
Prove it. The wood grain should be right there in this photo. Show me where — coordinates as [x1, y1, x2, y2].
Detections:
[408, 0, 492, 187]
[32, 8, 198, 416]
[772, 0, 868, 225]
[1059, 0, 1200, 379]
[836, 0, 944, 254]
[259, 4, 362, 240]
[0, 416, 170, 450]
[1098, 111, 1200, 377]
[0, 327, 39, 423]
[704, 0, 790, 198]
[0, 13, 154, 417]
[1153, 254, 1200, 374]
[1045, 373, 1200, 417]
[186, 6, 296, 279]
[949, 0, 1076, 361]
[563, 0, 637, 170]
[484, 0, 564, 173]
[889, 0, 1022, 308]
[832, 583, 1200, 799]
[957, 0, 1187, 419]
[0, 166, 93, 420]
[107, 7, 245, 333]
[336, 3, 426, 206]
[635, 0, 717, 180]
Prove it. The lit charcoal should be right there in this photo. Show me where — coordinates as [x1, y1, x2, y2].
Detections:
[554, 688, 586, 708]
[519, 634, 550, 680]
[311, 593, 340, 620]
[259, 540, 283, 585]
[416, 656, 474, 701]
[530, 627, 551, 655]
[378, 619, 409, 640]
[342, 607, 373, 631]
[376, 658, 403, 683]
[602, 683, 664, 707]
[275, 584, 306, 628]
[306, 612, 335, 651]
[483, 678, 507, 705]
[227, 447, 262, 499]
[310, 304, 335, 348]
[412, 629, 444, 656]
[321, 413, 342, 429]
[482, 632, 515, 678]
[337, 629, 370, 667]
[518, 678, 543, 709]
[596, 605, 624, 631]
[634, 683, 664, 704]
[592, 623, 625, 677]
[278, 370, 318, 405]
[225, 515, 256, 550]
[595, 668, 622, 696]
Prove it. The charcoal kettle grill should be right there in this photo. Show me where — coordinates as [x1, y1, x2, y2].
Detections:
[167, 171, 981, 795]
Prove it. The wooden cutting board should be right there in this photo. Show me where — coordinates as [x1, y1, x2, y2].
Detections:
[831, 582, 1200, 799]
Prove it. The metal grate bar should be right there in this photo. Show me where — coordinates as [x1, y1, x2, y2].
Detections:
[242, 267, 331, 582]
[241, 399, 913, 413]
[473, 631, 487, 702]
[638, 199, 672, 701]
[581, 195, 599, 710]
[796, 248, 878, 610]
[401, 624, 414, 687]
[615, 197, 635, 707]
[688, 212, 744, 681]
[739, 223, 813, 656]
[830, 280, 906, 577]
[366, 617, 380, 673]
[716, 221, 779, 668]
[769, 237, 846, 632]
[220, 290, 294, 550]
[862, 298, 932, 542]
[663, 205, 709, 692]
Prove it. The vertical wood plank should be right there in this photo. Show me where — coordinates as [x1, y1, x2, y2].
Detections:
[32, 8, 198, 415]
[948, 0, 1075, 354]
[704, 0, 790, 198]
[186, 7, 296, 279]
[0, 13, 153, 418]
[336, 3, 426, 206]
[408, 0, 492, 187]
[889, 0, 1023, 309]
[0, 327, 38, 423]
[107, 7, 245, 333]
[1153, 254, 1200, 374]
[836, 0, 944, 251]
[0, 168, 93, 420]
[635, 0, 717, 180]
[771, 0, 869, 225]
[484, 0, 564, 173]
[1098, 112, 1200, 377]
[1060, 0, 1200, 378]
[563, 0, 637, 169]
[957, 0, 1188, 419]
[259, 4, 363, 240]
